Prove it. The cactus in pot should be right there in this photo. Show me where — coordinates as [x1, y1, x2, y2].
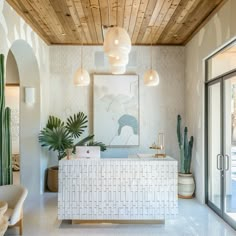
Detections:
[177, 115, 194, 174]
[177, 115, 195, 198]
[0, 54, 12, 185]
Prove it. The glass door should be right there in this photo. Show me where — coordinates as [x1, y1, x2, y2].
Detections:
[207, 79, 223, 215]
[223, 73, 236, 228]
[206, 72, 236, 230]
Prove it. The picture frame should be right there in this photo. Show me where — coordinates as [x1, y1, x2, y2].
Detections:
[93, 74, 139, 147]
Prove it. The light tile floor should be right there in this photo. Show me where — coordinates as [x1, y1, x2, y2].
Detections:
[5, 193, 236, 236]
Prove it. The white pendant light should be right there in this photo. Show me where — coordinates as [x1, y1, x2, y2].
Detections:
[144, 69, 159, 86]
[144, 27, 160, 87]
[108, 51, 129, 66]
[103, 0, 131, 74]
[104, 26, 131, 57]
[74, 32, 90, 86]
[110, 65, 126, 74]
[74, 68, 90, 86]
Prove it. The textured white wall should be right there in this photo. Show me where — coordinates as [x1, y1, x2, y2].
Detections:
[6, 50, 19, 84]
[0, 1, 50, 196]
[185, 0, 236, 203]
[49, 46, 185, 164]
[1, 0, 185, 194]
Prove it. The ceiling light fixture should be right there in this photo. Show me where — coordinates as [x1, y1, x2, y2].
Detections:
[110, 65, 126, 74]
[103, 0, 131, 74]
[74, 32, 90, 86]
[144, 27, 160, 86]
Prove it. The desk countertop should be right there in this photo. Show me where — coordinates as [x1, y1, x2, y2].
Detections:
[60, 155, 177, 162]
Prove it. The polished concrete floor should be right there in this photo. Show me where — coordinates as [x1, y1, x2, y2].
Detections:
[5, 193, 236, 236]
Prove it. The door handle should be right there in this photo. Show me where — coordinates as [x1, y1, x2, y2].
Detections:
[217, 154, 223, 170]
[224, 154, 230, 171]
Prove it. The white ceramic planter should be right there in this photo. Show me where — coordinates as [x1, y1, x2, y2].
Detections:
[178, 173, 195, 198]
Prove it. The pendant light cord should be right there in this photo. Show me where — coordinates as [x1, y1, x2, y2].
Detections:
[151, 26, 153, 70]
[81, 31, 84, 69]
[107, 0, 111, 27]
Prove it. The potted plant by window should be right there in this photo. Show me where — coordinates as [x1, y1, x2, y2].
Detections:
[39, 112, 106, 192]
[177, 115, 195, 198]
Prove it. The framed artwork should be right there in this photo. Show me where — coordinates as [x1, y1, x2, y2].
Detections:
[93, 74, 139, 147]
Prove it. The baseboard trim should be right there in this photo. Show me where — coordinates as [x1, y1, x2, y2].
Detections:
[71, 219, 165, 224]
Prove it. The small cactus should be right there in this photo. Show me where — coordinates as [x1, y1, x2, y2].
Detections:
[177, 115, 194, 174]
[0, 54, 12, 185]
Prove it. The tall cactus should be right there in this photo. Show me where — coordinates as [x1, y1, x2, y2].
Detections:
[177, 115, 194, 174]
[0, 54, 12, 185]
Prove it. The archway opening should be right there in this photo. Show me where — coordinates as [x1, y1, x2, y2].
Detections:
[6, 49, 20, 184]
[6, 40, 41, 197]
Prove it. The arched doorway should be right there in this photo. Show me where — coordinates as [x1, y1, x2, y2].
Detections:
[6, 49, 20, 184]
[6, 40, 41, 197]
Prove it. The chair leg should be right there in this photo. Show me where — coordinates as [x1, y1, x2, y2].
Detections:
[19, 218, 23, 235]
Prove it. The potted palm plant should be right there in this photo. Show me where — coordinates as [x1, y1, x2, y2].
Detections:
[39, 112, 106, 192]
[177, 115, 195, 198]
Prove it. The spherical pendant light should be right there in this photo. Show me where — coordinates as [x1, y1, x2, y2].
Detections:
[144, 69, 159, 86]
[74, 68, 90, 86]
[110, 65, 126, 74]
[144, 26, 160, 87]
[104, 26, 131, 57]
[109, 52, 129, 66]
[73, 32, 90, 87]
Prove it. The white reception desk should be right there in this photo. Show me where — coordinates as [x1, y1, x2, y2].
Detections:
[58, 156, 178, 223]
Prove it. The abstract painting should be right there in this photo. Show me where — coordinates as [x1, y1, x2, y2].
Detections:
[93, 74, 139, 146]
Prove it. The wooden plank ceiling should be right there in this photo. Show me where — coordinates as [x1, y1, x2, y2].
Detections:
[6, 0, 227, 45]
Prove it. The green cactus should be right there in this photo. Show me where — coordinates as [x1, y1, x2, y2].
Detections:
[177, 115, 194, 174]
[0, 54, 12, 185]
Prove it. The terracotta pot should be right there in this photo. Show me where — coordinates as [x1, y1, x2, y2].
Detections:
[178, 173, 195, 198]
[47, 166, 58, 192]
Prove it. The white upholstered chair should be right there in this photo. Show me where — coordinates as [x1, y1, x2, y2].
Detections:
[0, 185, 28, 235]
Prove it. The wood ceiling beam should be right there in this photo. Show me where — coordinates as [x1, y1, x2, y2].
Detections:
[183, 0, 229, 45]
[152, 0, 181, 44]
[6, 0, 51, 45]
[74, 0, 93, 43]
[127, 0, 141, 38]
[136, 0, 157, 44]
[6, 0, 228, 45]
[80, 0, 98, 43]
[90, 0, 103, 44]
[131, 0, 149, 43]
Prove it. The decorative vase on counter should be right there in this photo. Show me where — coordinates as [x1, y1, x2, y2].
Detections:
[178, 173, 195, 198]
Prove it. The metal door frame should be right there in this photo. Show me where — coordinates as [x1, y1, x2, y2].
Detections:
[205, 69, 236, 230]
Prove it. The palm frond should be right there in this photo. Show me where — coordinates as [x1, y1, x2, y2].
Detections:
[46, 116, 64, 130]
[66, 112, 88, 138]
[86, 140, 107, 152]
[73, 135, 94, 153]
[74, 135, 94, 146]
[39, 127, 73, 160]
